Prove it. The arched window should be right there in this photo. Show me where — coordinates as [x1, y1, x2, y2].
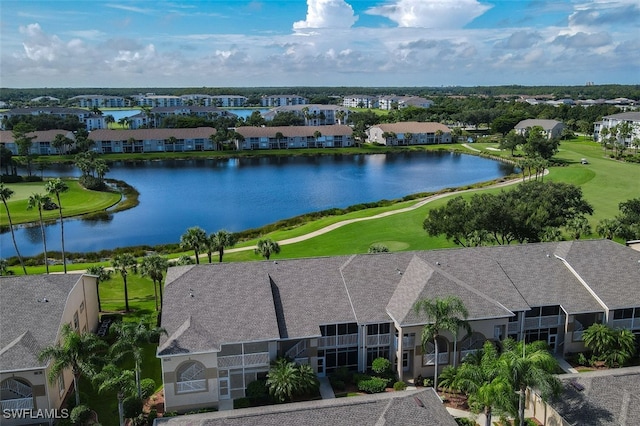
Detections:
[175, 361, 206, 394]
[0, 378, 34, 410]
[422, 336, 449, 366]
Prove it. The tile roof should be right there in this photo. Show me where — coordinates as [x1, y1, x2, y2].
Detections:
[371, 122, 451, 133]
[154, 388, 457, 426]
[89, 127, 217, 141]
[0, 274, 82, 371]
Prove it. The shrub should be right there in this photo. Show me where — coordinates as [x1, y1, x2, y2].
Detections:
[577, 353, 588, 366]
[140, 378, 156, 399]
[393, 381, 407, 391]
[147, 409, 157, 426]
[357, 377, 388, 394]
[332, 366, 352, 384]
[352, 373, 371, 385]
[234, 398, 251, 409]
[246, 379, 268, 399]
[372, 357, 392, 374]
[122, 396, 143, 419]
[329, 378, 345, 391]
[455, 418, 475, 426]
[70, 404, 92, 425]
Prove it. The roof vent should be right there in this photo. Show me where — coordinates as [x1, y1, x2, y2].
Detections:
[436, 261, 441, 266]
[38, 297, 49, 303]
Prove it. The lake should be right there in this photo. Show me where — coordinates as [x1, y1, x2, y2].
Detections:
[1, 152, 514, 257]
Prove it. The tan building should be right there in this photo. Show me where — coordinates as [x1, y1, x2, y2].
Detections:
[233, 125, 353, 150]
[158, 240, 640, 413]
[514, 119, 566, 140]
[0, 130, 76, 155]
[88, 127, 217, 153]
[0, 274, 99, 426]
[367, 122, 451, 145]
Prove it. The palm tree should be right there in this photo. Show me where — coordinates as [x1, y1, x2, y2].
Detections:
[207, 230, 237, 263]
[180, 226, 207, 264]
[313, 130, 322, 148]
[413, 296, 471, 390]
[275, 131, 285, 149]
[266, 358, 299, 403]
[27, 193, 52, 273]
[139, 254, 169, 310]
[111, 253, 137, 312]
[565, 216, 591, 240]
[38, 324, 107, 407]
[92, 364, 135, 426]
[498, 339, 562, 426]
[110, 319, 167, 398]
[45, 178, 69, 273]
[336, 109, 346, 125]
[0, 183, 27, 274]
[456, 341, 514, 426]
[596, 218, 620, 240]
[104, 114, 115, 129]
[254, 238, 281, 260]
[85, 265, 112, 312]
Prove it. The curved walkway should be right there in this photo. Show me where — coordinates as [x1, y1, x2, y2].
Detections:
[227, 169, 545, 254]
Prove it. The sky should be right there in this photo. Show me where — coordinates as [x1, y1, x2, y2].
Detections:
[1, 0, 638, 88]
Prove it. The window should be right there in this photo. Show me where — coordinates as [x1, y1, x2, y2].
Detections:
[525, 307, 541, 318]
[176, 361, 207, 394]
[79, 301, 85, 313]
[541, 306, 560, 316]
[73, 312, 79, 330]
[613, 308, 635, 320]
[58, 373, 65, 396]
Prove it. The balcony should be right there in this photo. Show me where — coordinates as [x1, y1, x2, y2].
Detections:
[524, 315, 564, 330]
[612, 318, 639, 330]
[423, 352, 449, 366]
[366, 334, 391, 347]
[318, 334, 358, 349]
[217, 352, 270, 368]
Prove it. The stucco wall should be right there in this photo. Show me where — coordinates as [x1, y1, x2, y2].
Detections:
[161, 352, 219, 412]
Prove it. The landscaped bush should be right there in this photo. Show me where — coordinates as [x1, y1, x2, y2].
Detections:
[122, 396, 143, 420]
[331, 366, 353, 384]
[246, 379, 269, 399]
[329, 377, 345, 391]
[455, 418, 475, 426]
[146, 409, 157, 426]
[70, 404, 92, 425]
[352, 373, 372, 385]
[140, 378, 156, 399]
[393, 381, 407, 391]
[357, 377, 388, 394]
[234, 398, 251, 409]
[372, 357, 392, 374]
[577, 353, 588, 366]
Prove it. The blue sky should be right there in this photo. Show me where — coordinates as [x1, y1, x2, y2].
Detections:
[1, 0, 638, 88]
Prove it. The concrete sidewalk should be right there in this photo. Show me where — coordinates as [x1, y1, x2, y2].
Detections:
[318, 376, 335, 399]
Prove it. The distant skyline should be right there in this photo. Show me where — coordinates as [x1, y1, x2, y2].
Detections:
[1, 0, 638, 88]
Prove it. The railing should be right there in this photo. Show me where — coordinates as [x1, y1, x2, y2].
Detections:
[612, 318, 636, 330]
[1, 397, 34, 411]
[285, 340, 308, 359]
[403, 335, 415, 348]
[423, 352, 449, 366]
[366, 334, 391, 347]
[573, 330, 584, 341]
[218, 352, 270, 368]
[507, 322, 520, 334]
[1, 379, 32, 398]
[318, 334, 358, 349]
[176, 379, 206, 393]
[524, 315, 564, 330]
[459, 349, 480, 360]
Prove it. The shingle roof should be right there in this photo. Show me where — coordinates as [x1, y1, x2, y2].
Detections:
[88, 127, 216, 141]
[371, 122, 450, 133]
[514, 119, 564, 130]
[235, 125, 352, 138]
[546, 367, 640, 426]
[154, 388, 457, 426]
[0, 129, 75, 143]
[0, 274, 81, 371]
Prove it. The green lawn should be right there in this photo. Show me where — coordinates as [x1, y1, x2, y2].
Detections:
[1, 180, 121, 225]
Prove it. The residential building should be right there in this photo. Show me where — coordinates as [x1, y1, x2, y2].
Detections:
[157, 240, 640, 413]
[211, 95, 248, 108]
[136, 95, 184, 108]
[367, 122, 451, 145]
[0, 130, 76, 155]
[263, 105, 350, 126]
[69, 95, 127, 108]
[126, 107, 235, 129]
[260, 95, 308, 108]
[342, 95, 378, 109]
[514, 119, 566, 140]
[0, 108, 106, 132]
[88, 127, 217, 153]
[593, 111, 640, 147]
[155, 388, 457, 425]
[378, 95, 433, 110]
[233, 125, 353, 150]
[0, 274, 99, 426]
[526, 366, 640, 426]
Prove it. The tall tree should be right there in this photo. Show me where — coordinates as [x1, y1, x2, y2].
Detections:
[139, 254, 169, 310]
[498, 339, 562, 426]
[45, 178, 69, 273]
[27, 193, 52, 273]
[0, 184, 27, 274]
[91, 364, 135, 426]
[38, 324, 107, 407]
[254, 238, 281, 260]
[413, 296, 471, 390]
[180, 226, 207, 264]
[207, 229, 237, 263]
[110, 319, 167, 398]
[13, 122, 37, 176]
[85, 265, 111, 312]
[111, 253, 137, 312]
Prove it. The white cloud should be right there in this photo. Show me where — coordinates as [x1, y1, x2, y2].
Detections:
[366, 0, 492, 28]
[293, 0, 358, 30]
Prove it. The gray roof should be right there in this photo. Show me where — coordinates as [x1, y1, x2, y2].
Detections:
[514, 119, 564, 131]
[159, 241, 638, 355]
[0, 274, 81, 371]
[602, 111, 640, 121]
[235, 125, 352, 138]
[154, 388, 457, 426]
[546, 366, 640, 426]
